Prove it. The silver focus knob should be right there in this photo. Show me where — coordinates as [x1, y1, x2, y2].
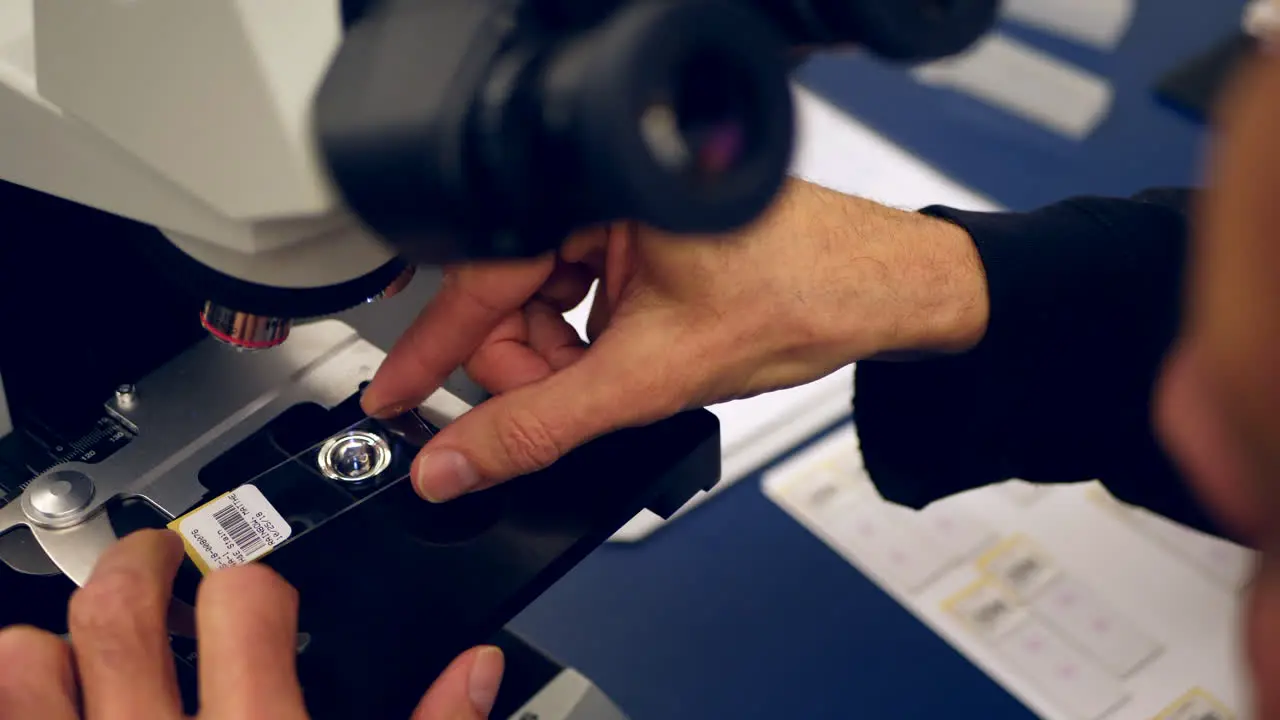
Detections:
[200, 302, 292, 351]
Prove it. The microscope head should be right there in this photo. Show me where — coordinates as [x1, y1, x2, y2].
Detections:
[316, 0, 1001, 263]
[0, 0, 419, 350]
[0, 0, 998, 350]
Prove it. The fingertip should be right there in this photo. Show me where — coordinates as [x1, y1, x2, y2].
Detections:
[0, 625, 63, 662]
[360, 385, 408, 420]
[156, 529, 188, 570]
[411, 448, 482, 503]
[358, 387, 381, 416]
[0, 625, 74, 706]
[412, 645, 506, 720]
[112, 527, 185, 569]
[199, 562, 297, 610]
[139, 528, 186, 572]
[468, 646, 504, 716]
[158, 527, 186, 555]
[195, 564, 306, 717]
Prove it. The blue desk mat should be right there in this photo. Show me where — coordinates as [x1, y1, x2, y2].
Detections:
[795, 1, 1245, 211]
[512, 423, 1033, 720]
[510, 4, 1247, 717]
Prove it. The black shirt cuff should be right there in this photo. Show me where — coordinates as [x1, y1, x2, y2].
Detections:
[853, 193, 1218, 537]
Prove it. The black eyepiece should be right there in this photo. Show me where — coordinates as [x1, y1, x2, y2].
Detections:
[315, 0, 998, 264]
[524, 0, 794, 238]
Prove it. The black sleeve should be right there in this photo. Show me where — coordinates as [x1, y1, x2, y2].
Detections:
[852, 189, 1228, 538]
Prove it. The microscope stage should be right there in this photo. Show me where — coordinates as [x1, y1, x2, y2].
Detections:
[0, 320, 720, 718]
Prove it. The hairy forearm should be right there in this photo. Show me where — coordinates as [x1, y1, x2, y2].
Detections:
[777, 180, 990, 361]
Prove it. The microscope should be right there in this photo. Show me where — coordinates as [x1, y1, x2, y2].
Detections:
[0, 1, 997, 717]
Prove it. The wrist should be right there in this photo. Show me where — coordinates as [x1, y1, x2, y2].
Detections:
[802, 195, 990, 361]
[896, 213, 990, 355]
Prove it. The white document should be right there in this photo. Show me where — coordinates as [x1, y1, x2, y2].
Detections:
[1032, 574, 1163, 678]
[913, 33, 1115, 140]
[993, 616, 1131, 719]
[764, 423, 1256, 720]
[1003, 0, 1136, 50]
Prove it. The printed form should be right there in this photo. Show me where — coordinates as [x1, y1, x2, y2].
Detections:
[763, 423, 1254, 720]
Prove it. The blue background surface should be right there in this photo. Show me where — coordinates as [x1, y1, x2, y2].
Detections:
[796, 1, 1240, 211]
[510, 2, 1245, 717]
[513, 427, 1033, 719]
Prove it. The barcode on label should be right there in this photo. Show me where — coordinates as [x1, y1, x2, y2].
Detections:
[1006, 557, 1040, 584]
[973, 597, 1011, 628]
[169, 484, 292, 575]
[977, 535, 1058, 599]
[212, 504, 265, 555]
[944, 578, 1027, 639]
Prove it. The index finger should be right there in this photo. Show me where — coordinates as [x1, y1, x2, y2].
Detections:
[66, 529, 186, 720]
[195, 564, 307, 720]
[0, 626, 77, 720]
[362, 259, 555, 418]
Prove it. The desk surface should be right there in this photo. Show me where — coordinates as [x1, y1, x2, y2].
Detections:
[512, 438, 1032, 719]
[796, 1, 1243, 212]
[510, 2, 1238, 717]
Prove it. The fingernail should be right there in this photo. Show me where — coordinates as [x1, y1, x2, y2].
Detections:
[362, 394, 406, 420]
[413, 450, 481, 503]
[469, 646, 504, 715]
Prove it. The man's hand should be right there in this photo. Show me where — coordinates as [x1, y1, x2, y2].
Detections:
[362, 178, 989, 502]
[0, 530, 504, 720]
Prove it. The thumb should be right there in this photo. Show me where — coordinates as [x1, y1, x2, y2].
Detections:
[411, 646, 505, 720]
[410, 327, 685, 502]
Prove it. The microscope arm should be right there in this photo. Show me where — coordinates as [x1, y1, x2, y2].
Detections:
[0, 0, 393, 288]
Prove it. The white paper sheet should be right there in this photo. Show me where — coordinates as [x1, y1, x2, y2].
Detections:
[764, 424, 1255, 720]
[913, 33, 1115, 140]
[1003, 0, 1136, 50]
